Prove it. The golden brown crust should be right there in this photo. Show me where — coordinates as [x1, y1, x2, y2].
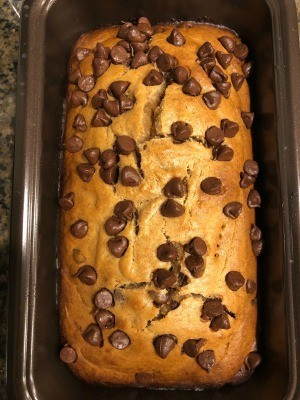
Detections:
[59, 22, 257, 388]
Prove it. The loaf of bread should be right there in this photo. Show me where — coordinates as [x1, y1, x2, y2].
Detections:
[59, 17, 263, 389]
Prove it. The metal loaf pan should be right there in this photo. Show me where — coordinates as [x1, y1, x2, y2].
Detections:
[8, 0, 300, 399]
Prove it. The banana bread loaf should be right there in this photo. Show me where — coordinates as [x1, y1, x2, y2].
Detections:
[59, 17, 262, 389]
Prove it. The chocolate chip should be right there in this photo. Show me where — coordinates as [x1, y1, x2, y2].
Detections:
[156, 53, 176, 72]
[94, 288, 114, 309]
[216, 51, 233, 69]
[126, 26, 147, 43]
[91, 89, 107, 109]
[148, 46, 164, 63]
[242, 62, 252, 78]
[234, 43, 249, 61]
[213, 82, 231, 99]
[205, 126, 224, 147]
[70, 220, 88, 238]
[184, 237, 207, 256]
[105, 216, 127, 236]
[218, 36, 236, 53]
[73, 114, 87, 132]
[107, 236, 129, 257]
[163, 177, 185, 198]
[171, 121, 192, 142]
[223, 202, 243, 219]
[201, 299, 223, 320]
[103, 99, 120, 117]
[110, 46, 129, 64]
[182, 77, 201, 96]
[247, 189, 261, 208]
[214, 145, 234, 161]
[95, 42, 110, 59]
[69, 67, 81, 84]
[210, 66, 228, 83]
[59, 346, 77, 363]
[100, 149, 117, 169]
[74, 47, 92, 61]
[161, 199, 185, 217]
[244, 160, 259, 176]
[182, 339, 206, 358]
[240, 172, 255, 188]
[71, 90, 88, 107]
[117, 22, 133, 40]
[77, 163, 95, 182]
[200, 57, 216, 74]
[95, 309, 115, 329]
[177, 272, 189, 287]
[82, 324, 103, 346]
[197, 42, 215, 59]
[131, 41, 150, 53]
[64, 136, 83, 153]
[100, 165, 119, 185]
[250, 224, 262, 241]
[153, 26, 165, 34]
[154, 334, 177, 358]
[59, 192, 74, 210]
[231, 73, 245, 91]
[117, 39, 131, 53]
[225, 271, 245, 291]
[137, 23, 153, 38]
[114, 200, 134, 221]
[200, 177, 222, 195]
[92, 57, 110, 77]
[92, 109, 111, 127]
[131, 51, 148, 69]
[167, 28, 186, 46]
[143, 69, 164, 86]
[210, 312, 231, 331]
[109, 81, 130, 98]
[109, 330, 130, 349]
[197, 350, 215, 371]
[241, 111, 254, 128]
[246, 279, 257, 294]
[83, 148, 100, 165]
[202, 90, 221, 110]
[78, 75, 95, 93]
[120, 166, 141, 186]
[185, 255, 204, 278]
[172, 66, 189, 84]
[252, 240, 263, 257]
[138, 16, 151, 25]
[221, 119, 239, 137]
[157, 243, 178, 261]
[115, 135, 135, 155]
[74, 265, 97, 285]
[119, 94, 134, 113]
[153, 269, 176, 289]
[245, 352, 262, 371]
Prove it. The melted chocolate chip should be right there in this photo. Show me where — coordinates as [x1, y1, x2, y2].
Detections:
[201, 299, 223, 320]
[95, 42, 110, 59]
[116, 135, 136, 155]
[184, 237, 207, 256]
[74, 47, 92, 61]
[73, 114, 87, 132]
[231, 72, 245, 91]
[225, 271, 245, 291]
[216, 51, 233, 69]
[218, 36, 236, 53]
[182, 338, 206, 358]
[200, 177, 222, 195]
[242, 62, 252, 78]
[59, 192, 74, 210]
[197, 350, 215, 371]
[185, 255, 204, 278]
[148, 46, 164, 63]
[171, 121, 192, 142]
[250, 224, 262, 241]
[221, 119, 239, 138]
[156, 53, 176, 72]
[92, 109, 111, 127]
[215, 145, 234, 161]
[154, 334, 177, 358]
[161, 199, 185, 218]
[120, 166, 141, 186]
[109, 330, 130, 349]
[203, 90, 221, 110]
[105, 216, 127, 236]
[205, 126, 224, 147]
[240, 172, 255, 188]
[143, 69, 164, 86]
[74, 265, 97, 285]
[99, 149, 117, 169]
[245, 352, 262, 371]
[163, 177, 185, 198]
[82, 324, 103, 346]
[77, 163, 95, 182]
[69, 67, 81, 84]
[182, 77, 201, 96]
[198, 42, 215, 59]
[210, 66, 228, 83]
[234, 43, 249, 61]
[100, 165, 119, 185]
[157, 243, 178, 262]
[213, 82, 231, 99]
[103, 99, 120, 117]
[107, 236, 129, 257]
[78, 75, 95, 93]
[94, 288, 114, 309]
[244, 160, 259, 176]
[59, 346, 77, 363]
[153, 269, 176, 289]
[241, 111, 254, 128]
[252, 240, 263, 257]
[91, 89, 107, 109]
[247, 189, 261, 208]
[119, 94, 134, 113]
[110, 46, 129, 64]
[71, 90, 88, 108]
[223, 202, 243, 219]
[92, 57, 110, 77]
[95, 309, 115, 329]
[131, 51, 148, 69]
[210, 312, 231, 331]
[70, 220, 88, 238]
[246, 279, 257, 294]
[64, 136, 83, 153]
[200, 57, 216, 74]
[172, 66, 189, 84]
[177, 272, 189, 287]
[114, 200, 134, 221]
[167, 29, 186, 46]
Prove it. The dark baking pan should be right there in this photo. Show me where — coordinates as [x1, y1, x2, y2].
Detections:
[8, 0, 300, 399]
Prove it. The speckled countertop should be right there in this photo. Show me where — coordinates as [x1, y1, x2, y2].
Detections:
[0, 1, 300, 398]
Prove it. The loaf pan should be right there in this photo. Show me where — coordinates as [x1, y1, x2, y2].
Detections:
[8, 0, 300, 399]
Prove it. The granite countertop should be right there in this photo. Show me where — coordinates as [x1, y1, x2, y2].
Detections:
[0, 1, 300, 398]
